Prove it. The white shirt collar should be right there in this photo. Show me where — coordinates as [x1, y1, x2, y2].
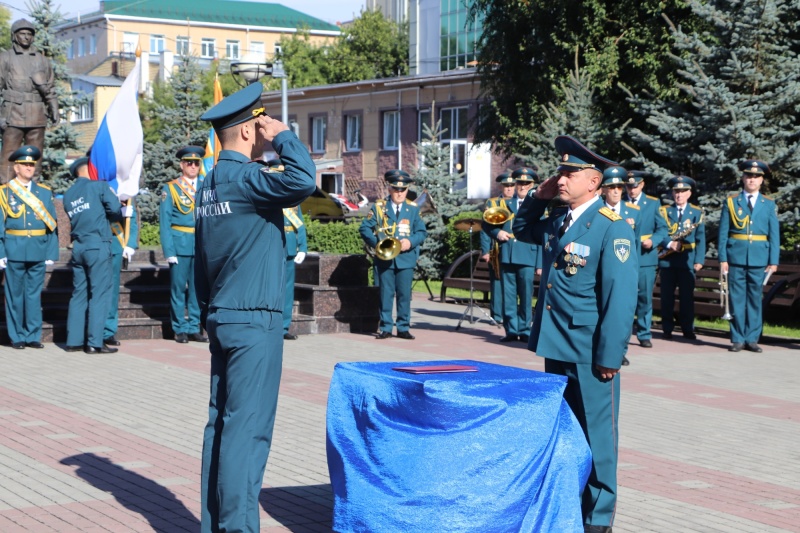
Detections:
[566, 195, 600, 225]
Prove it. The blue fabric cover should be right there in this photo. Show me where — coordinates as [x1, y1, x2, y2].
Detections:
[326, 360, 592, 532]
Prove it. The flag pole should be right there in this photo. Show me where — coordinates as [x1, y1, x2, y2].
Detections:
[122, 44, 142, 269]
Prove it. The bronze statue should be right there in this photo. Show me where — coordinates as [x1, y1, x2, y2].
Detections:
[0, 19, 59, 183]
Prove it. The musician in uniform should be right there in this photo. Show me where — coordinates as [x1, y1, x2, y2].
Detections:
[623, 170, 668, 348]
[195, 82, 316, 532]
[0, 146, 57, 348]
[513, 135, 638, 533]
[160, 146, 208, 344]
[601, 165, 640, 365]
[104, 191, 138, 347]
[487, 167, 541, 342]
[718, 160, 779, 353]
[480, 171, 515, 324]
[658, 176, 705, 340]
[267, 158, 308, 341]
[63, 156, 125, 354]
[359, 170, 427, 340]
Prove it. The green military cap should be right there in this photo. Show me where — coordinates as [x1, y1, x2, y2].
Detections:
[668, 175, 696, 190]
[495, 172, 514, 185]
[625, 170, 651, 185]
[9, 145, 41, 163]
[385, 169, 413, 189]
[602, 165, 627, 187]
[200, 82, 266, 131]
[176, 146, 205, 161]
[555, 135, 617, 173]
[738, 159, 770, 176]
[69, 156, 89, 178]
[512, 167, 538, 183]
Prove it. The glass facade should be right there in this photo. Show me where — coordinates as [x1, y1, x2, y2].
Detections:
[440, 0, 482, 71]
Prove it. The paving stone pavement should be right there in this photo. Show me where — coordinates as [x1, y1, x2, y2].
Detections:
[0, 296, 798, 532]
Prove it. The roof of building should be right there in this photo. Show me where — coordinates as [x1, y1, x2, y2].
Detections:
[71, 74, 126, 87]
[66, 0, 340, 32]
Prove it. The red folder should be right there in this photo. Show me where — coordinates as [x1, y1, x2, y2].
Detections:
[392, 364, 479, 374]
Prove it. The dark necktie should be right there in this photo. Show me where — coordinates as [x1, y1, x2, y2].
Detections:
[747, 194, 754, 212]
[677, 208, 683, 222]
[558, 213, 572, 238]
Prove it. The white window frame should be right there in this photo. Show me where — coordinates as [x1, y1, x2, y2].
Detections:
[383, 110, 399, 150]
[150, 34, 165, 54]
[250, 41, 265, 59]
[226, 40, 240, 59]
[201, 38, 216, 59]
[345, 114, 361, 151]
[176, 36, 189, 56]
[89, 34, 97, 55]
[311, 116, 327, 153]
[70, 98, 94, 122]
[122, 32, 139, 54]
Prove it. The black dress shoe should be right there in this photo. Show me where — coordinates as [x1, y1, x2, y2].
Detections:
[584, 525, 612, 533]
[729, 342, 744, 352]
[174, 333, 188, 344]
[639, 339, 652, 348]
[518, 334, 529, 343]
[621, 356, 630, 366]
[64, 345, 83, 352]
[662, 331, 673, 340]
[10, 342, 25, 349]
[188, 332, 209, 342]
[283, 333, 298, 340]
[683, 332, 697, 340]
[745, 342, 763, 353]
[397, 331, 415, 340]
[499, 334, 518, 343]
[103, 336, 121, 346]
[26, 341, 44, 349]
[84, 345, 118, 354]
[376, 331, 392, 339]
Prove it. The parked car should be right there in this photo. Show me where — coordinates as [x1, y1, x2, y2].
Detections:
[301, 187, 345, 218]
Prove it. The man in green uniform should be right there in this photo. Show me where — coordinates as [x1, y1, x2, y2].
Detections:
[160, 145, 207, 343]
[196, 82, 316, 533]
[359, 170, 428, 340]
[718, 160, 779, 352]
[103, 191, 138, 347]
[623, 170, 668, 348]
[63, 156, 124, 353]
[267, 158, 308, 341]
[480, 171, 515, 325]
[514, 135, 638, 533]
[601, 165, 640, 365]
[0, 145, 58, 348]
[658, 176, 706, 340]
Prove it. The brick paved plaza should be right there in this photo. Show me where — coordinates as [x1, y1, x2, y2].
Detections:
[0, 296, 798, 532]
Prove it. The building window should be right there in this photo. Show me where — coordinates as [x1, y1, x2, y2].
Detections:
[311, 116, 327, 153]
[201, 38, 216, 58]
[89, 34, 97, 55]
[66, 40, 74, 59]
[383, 110, 399, 150]
[150, 34, 165, 53]
[345, 114, 361, 151]
[176, 36, 189, 56]
[274, 43, 282, 57]
[71, 98, 94, 122]
[418, 109, 432, 141]
[78, 36, 85, 57]
[439, 1, 483, 72]
[226, 40, 240, 59]
[250, 41, 265, 59]
[122, 32, 139, 54]
[440, 107, 468, 141]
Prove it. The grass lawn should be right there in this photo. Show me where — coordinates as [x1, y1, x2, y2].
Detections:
[414, 280, 800, 340]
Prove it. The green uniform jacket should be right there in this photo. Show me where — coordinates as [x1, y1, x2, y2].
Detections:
[718, 191, 779, 267]
[160, 177, 198, 257]
[0, 181, 58, 261]
[359, 198, 427, 270]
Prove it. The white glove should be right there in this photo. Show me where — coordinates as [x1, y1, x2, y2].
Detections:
[294, 251, 306, 264]
[45, 260, 54, 265]
[123, 247, 135, 260]
[121, 205, 134, 218]
[167, 256, 178, 264]
[0, 258, 6, 269]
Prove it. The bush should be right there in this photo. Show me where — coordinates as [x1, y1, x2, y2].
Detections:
[305, 216, 364, 254]
[139, 221, 160, 246]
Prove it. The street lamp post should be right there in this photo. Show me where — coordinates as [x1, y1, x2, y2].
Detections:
[230, 57, 288, 123]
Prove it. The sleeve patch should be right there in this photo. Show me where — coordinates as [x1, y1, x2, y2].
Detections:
[614, 239, 631, 263]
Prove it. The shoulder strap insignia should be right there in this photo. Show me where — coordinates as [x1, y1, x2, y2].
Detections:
[375, 199, 386, 206]
[763, 194, 773, 200]
[645, 194, 659, 201]
[37, 183, 51, 191]
[405, 199, 417, 207]
[599, 206, 622, 221]
[690, 203, 701, 210]
[728, 192, 739, 198]
[624, 201, 640, 210]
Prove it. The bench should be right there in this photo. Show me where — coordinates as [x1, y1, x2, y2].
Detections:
[653, 258, 800, 319]
[441, 251, 492, 303]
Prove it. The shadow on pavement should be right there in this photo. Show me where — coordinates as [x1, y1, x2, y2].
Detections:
[260, 484, 333, 531]
[60, 453, 199, 531]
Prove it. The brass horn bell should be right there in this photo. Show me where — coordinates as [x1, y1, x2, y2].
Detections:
[375, 237, 402, 260]
[483, 206, 512, 225]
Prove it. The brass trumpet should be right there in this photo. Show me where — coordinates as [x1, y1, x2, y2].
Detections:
[483, 205, 512, 225]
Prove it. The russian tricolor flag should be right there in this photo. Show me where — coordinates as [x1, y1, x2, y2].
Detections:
[88, 52, 143, 200]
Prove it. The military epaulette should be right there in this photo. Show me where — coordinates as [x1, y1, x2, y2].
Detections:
[728, 192, 739, 198]
[763, 194, 774, 200]
[375, 199, 386, 206]
[599, 206, 622, 221]
[646, 194, 659, 201]
[37, 183, 51, 190]
[624, 201, 640, 210]
[690, 203, 701, 210]
[405, 199, 417, 207]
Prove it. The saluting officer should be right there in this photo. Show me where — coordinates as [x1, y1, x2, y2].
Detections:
[602, 165, 640, 365]
[513, 135, 638, 532]
[103, 192, 138, 347]
[658, 176, 706, 340]
[63, 157, 124, 353]
[266, 159, 309, 341]
[623, 170, 668, 348]
[718, 160, 779, 353]
[0, 145, 58, 349]
[480, 171, 515, 324]
[195, 82, 316, 532]
[160, 146, 207, 344]
[487, 167, 541, 343]
[359, 170, 427, 340]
